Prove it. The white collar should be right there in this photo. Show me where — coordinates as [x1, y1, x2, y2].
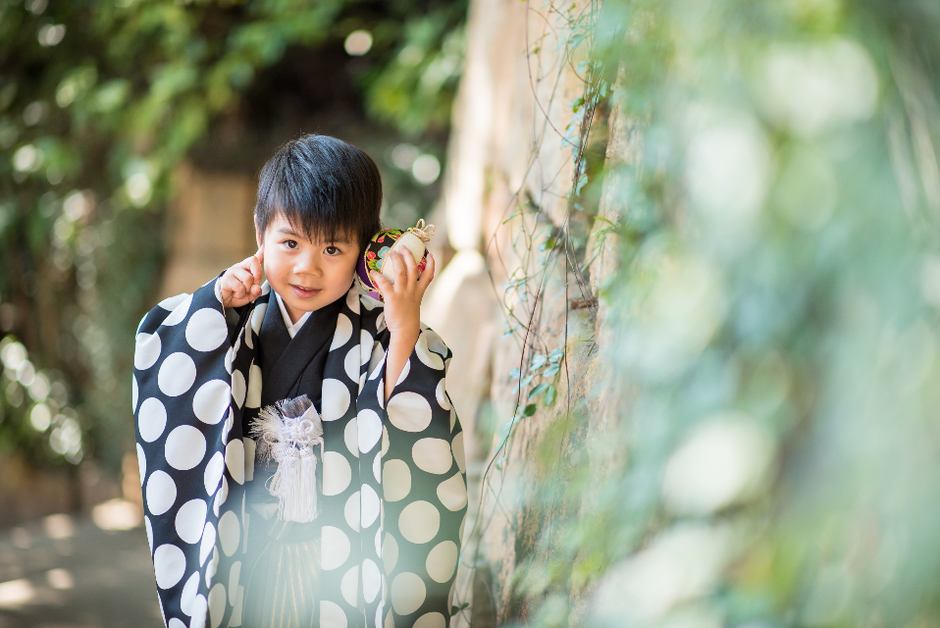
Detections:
[273, 291, 310, 338]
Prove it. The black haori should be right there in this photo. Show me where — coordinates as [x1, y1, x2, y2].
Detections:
[133, 278, 467, 628]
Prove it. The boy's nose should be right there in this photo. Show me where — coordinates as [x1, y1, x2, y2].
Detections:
[294, 253, 322, 276]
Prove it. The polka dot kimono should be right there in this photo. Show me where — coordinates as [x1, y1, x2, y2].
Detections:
[133, 278, 467, 628]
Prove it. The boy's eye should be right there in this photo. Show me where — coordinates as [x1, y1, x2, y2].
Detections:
[284, 240, 298, 249]
[325, 246, 340, 255]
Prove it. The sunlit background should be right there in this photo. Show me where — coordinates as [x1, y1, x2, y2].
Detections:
[3, 0, 940, 626]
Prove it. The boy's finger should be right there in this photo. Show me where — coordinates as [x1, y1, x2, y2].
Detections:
[370, 270, 390, 293]
[400, 248, 418, 283]
[230, 267, 252, 286]
[418, 252, 436, 290]
[249, 254, 262, 284]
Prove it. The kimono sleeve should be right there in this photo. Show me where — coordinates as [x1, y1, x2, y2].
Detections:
[365, 311, 468, 628]
[133, 277, 251, 628]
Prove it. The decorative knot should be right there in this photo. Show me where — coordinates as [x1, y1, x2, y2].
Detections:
[408, 219, 436, 242]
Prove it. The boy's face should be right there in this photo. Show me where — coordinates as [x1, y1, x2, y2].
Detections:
[257, 213, 359, 324]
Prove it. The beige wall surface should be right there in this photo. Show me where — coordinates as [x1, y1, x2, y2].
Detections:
[158, 165, 257, 300]
[424, 0, 624, 625]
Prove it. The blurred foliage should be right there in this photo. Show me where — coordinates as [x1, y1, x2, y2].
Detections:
[0, 0, 466, 470]
[492, 0, 940, 626]
[364, 9, 466, 136]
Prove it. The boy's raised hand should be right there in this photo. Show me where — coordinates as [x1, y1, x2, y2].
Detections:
[370, 249, 436, 338]
[371, 249, 435, 400]
[219, 247, 264, 308]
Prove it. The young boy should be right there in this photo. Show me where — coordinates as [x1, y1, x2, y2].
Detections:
[133, 135, 467, 628]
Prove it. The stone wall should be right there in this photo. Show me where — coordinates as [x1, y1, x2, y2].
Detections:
[423, 0, 625, 625]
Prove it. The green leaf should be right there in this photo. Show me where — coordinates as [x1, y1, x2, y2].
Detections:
[529, 382, 550, 398]
[523, 403, 538, 417]
[543, 364, 560, 378]
[544, 384, 557, 406]
[530, 354, 548, 370]
[549, 348, 565, 363]
[576, 172, 589, 196]
[509, 367, 521, 379]
[538, 237, 556, 252]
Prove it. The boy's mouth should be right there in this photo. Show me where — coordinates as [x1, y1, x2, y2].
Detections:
[290, 284, 320, 298]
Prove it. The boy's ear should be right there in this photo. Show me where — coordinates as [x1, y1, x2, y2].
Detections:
[255, 219, 262, 249]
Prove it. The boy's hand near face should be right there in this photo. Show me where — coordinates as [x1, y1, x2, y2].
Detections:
[219, 247, 265, 308]
[370, 249, 436, 400]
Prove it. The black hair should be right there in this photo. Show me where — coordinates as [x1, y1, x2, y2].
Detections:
[254, 134, 382, 250]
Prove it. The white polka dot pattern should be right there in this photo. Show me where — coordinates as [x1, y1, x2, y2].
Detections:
[391, 572, 426, 615]
[322, 526, 351, 570]
[138, 398, 167, 443]
[175, 499, 208, 545]
[436, 473, 468, 512]
[363, 558, 382, 603]
[383, 459, 412, 502]
[321, 600, 349, 628]
[344, 416, 359, 458]
[426, 541, 459, 583]
[160, 294, 191, 327]
[415, 332, 444, 370]
[190, 594, 207, 628]
[322, 378, 351, 421]
[387, 392, 432, 432]
[199, 522, 216, 566]
[323, 451, 352, 496]
[158, 353, 197, 397]
[341, 566, 359, 606]
[154, 544, 186, 589]
[230, 370, 246, 408]
[180, 571, 200, 615]
[245, 364, 262, 409]
[185, 309, 227, 352]
[137, 444, 146, 486]
[134, 282, 465, 628]
[135, 333, 162, 371]
[358, 409, 383, 453]
[412, 438, 453, 475]
[398, 501, 441, 544]
[414, 612, 446, 628]
[227, 561, 241, 604]
[345, 345, 360, 382]
[344, 491, 361, 531]
[361, 484, 380, 528]
[165, 426, 206, 471]
[146, 470, 177, 516]
[192, 381, 230, 425]
[224, 439, 245, 485]
[330, 313, 353, 351]
[203, 452, 224, 496]
[208, 583, 226, 628]
[217, 511, 239, 557]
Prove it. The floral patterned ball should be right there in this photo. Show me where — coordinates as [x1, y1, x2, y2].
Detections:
[355, 225, 432, 301]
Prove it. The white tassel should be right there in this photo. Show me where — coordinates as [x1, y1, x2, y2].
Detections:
[250, 395, 324, 523]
